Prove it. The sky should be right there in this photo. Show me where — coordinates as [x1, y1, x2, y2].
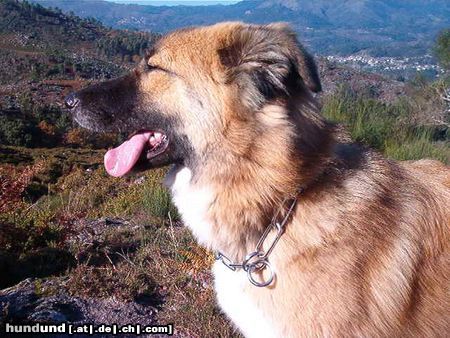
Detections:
[106, 0, 241, 5]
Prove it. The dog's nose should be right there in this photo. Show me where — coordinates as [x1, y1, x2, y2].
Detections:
[65, 93, 80, 109]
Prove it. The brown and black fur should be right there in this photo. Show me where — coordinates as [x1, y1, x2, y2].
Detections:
[68, 22, 450, 337]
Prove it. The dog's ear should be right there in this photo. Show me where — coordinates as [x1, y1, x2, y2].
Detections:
[218, 23, 321, 108]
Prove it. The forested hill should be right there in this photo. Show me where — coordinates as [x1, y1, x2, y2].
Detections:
[0, 0, 159, 149]
[0, 0, 159, 60]
[0, 0, 105, 50]
[30, 0, 450, 58]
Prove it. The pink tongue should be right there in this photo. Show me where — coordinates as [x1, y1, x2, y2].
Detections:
[104, 132, 151, 177]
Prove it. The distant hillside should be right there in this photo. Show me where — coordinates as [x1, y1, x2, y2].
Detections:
[31, 0, 450, 58]
[0, 0, 159, 58]
[0, 0, 159, 86]
[0, 0, 159, 149]
[0, 0, 107, 51]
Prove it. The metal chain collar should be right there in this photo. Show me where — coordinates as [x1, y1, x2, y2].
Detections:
[215, 191, 301, 287]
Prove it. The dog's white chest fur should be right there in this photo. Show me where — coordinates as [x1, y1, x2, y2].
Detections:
[166, 166, 214, 246]
[166, 165, 277, 338]
[213, 263, 278, 338]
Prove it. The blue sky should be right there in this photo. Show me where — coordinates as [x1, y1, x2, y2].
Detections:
[105, 0, 241, 5]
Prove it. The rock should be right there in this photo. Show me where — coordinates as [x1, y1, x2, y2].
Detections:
[0, 279, 39, 322]
[67, 218, 131, 249]
[1, 278, 159, 336]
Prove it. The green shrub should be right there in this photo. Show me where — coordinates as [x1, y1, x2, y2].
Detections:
[384, 129, 449, 163]
[322, 86, 449, 163]
[100, 169, 179, 222]
[434, 29, 450, 70]
[0, 115, 38, 147]
[141, 170, 179, 221]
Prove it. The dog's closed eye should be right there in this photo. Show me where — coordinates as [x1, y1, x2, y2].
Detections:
[147, 63, 164, 72]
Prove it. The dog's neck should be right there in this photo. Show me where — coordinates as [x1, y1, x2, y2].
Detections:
[168, 96, 335, 261]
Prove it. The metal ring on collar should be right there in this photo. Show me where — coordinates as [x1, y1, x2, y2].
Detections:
[242, 251, 265, 271]
[246, 259, 275, 287]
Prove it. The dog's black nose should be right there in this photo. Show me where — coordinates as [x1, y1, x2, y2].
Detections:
[65, 93, 80, 109]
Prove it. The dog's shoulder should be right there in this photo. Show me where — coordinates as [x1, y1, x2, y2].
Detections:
[400, 159, 450, 189]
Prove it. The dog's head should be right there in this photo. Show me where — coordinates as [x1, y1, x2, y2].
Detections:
[66, 22, 322, 178]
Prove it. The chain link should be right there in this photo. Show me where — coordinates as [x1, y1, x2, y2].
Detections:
[215, 191, 300, 287]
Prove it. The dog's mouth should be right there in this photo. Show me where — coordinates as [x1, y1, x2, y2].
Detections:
[104, 130, 169, 177]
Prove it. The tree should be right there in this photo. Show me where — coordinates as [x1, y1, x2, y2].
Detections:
[0, 115, 37, 147]
[434, 29, 450, 71]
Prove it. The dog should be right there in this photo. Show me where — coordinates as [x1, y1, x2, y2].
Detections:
[66, 22, 450, 337]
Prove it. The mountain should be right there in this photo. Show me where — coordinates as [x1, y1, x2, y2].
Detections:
[0, 0, 113, 53]
[30, 0, 450, 58]
[0, 0, 160, 149]
[0, 0, 159, 55]
[0, 0, 159, 85]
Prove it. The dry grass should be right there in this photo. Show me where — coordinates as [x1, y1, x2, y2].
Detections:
[0, 146, 237, 336]
[0, 161, 44, 213]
